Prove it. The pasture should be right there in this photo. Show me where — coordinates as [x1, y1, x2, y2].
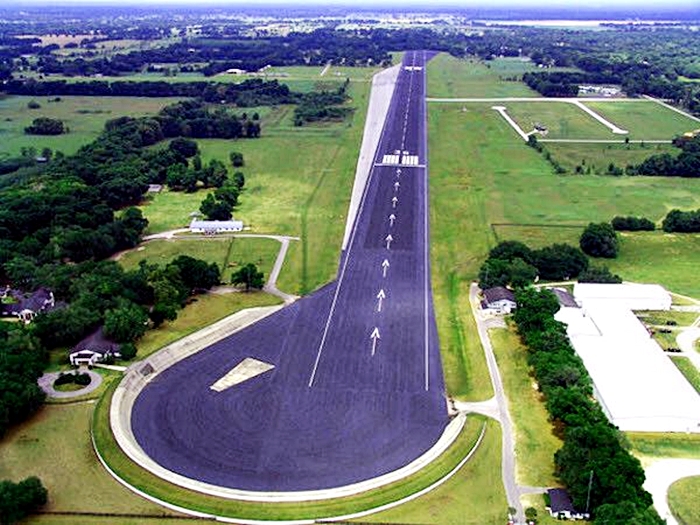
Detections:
[506, 101, 616, 140]
[0, 95, 181, 157]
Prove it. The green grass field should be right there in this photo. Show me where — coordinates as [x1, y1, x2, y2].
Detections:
[136, 292, 281, 358]
[118, 236, 281, 283]
[490, 325, 562, 487]
[636, 310, 699, 327]
[626, 432, 700, 459]
[668, 476, 700, 525]
[671, 356, 700, 394]
[506, 101, 616, 140]
[364, 419, 507, 525]
[544, 141, 678, 174]
[583, 101, 700, 140]
[0, 96, 182, 157]
[427, 54, 540, 98]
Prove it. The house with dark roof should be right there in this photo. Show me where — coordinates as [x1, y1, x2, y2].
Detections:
[546, 488, 589, 520]
[1, 287, 55, 324]
[481, 286, 517, 314]
[69, 327, 121, 366]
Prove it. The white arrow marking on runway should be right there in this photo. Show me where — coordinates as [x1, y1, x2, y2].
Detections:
[396, 168, 402, 178]
[381, 258, 390, 278]
[392, 196, 398, 208]
[376, 289, 386, 312]
[389, 213, 396, 227]
[385, 234, 393, 249]
[394, 181, 400, 192]
[370, 327, 380, 356]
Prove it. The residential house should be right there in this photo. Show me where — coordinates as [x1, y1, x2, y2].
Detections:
[481, 286, 517, 314]
[546, 488, 589, 520]
[69, 327, 121, 366]
[1, 286, 56, 323]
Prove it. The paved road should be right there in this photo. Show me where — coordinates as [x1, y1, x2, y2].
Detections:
[38, 370, 103, 399]
[131, 51, 450, 492]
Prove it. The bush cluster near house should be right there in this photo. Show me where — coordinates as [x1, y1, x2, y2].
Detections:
[54, 371, 91, 387]
[0, 476, 48, 525]
[24, 117, 66, 135]
[513, 289, 662, 524]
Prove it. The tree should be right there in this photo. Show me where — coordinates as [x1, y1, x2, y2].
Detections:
[580, 222, 619, 258]
[231, 263, 264, 291]
[119, 342, 137, 360]
[0, 476, 48, 525]
[199, 193, 233, 220]
[579, 265, 622, 284]
[488, 240, 534, 264]
[202, 159, 227, 188]
[478, 257, 537, 289]
[168, 255, 220, 292]
[532, 244, 588, 280]
[169, 137, 199, 158]
[25, 117, 65, 136]
[103, 299, 148, 343]
[232, 171, 245, 190]
[229, 151, 244, 167]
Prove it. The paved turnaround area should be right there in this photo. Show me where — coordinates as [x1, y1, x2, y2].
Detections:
[131, 51, 450, 492]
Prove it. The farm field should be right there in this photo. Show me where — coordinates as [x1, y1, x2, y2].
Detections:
[490, 325, 562, 487]
[505, 101, 616, 140]
[668, 476, 700, 525]
[584, 100, 700, 140]
[118, 236, 281, 283]
[0, 95, 182, 157]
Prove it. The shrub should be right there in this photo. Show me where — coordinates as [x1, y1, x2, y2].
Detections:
[580, 222, 619, 258]
[611, 216, 655, 231]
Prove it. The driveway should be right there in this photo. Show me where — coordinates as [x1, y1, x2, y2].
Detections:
[38, 370, 103, 399]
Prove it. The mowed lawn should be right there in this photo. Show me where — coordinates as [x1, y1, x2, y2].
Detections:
[118, 236, 282, 284]
[0, 95, 182, 156]
[668, 476, 700, 525]
[136, 292, 281, 358]
[505, 101, 616, 140]
[427, 54, 541, 98]
[584, 100, 700, 140]
[490, 325, 562, 487]
[0, 404, 186, 516]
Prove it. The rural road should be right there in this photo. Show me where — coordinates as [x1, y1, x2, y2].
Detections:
[467, 282, 524, 523]
[129, 51, 452, 494]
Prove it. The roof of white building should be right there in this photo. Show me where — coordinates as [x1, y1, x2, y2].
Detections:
[573, 283, 670, 307]
[557, 302, 700, 433]
[190, 219, 243, 230]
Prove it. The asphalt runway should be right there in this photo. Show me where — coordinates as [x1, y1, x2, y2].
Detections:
[131, 50, 450, 491]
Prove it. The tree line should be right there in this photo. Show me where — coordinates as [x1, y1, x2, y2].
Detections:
[513, 288, 662, 524]
[627, 135, 700, 178]
[294, 79, 351, 126]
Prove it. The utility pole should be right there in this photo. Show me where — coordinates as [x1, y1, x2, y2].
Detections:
[585, 469, 594, 516]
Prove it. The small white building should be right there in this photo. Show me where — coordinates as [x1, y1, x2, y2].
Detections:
[189, 219, 243, 234]
[573, 283, 671, 311]
[481, 287, 517, 314]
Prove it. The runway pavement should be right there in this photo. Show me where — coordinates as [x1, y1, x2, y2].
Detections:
[131, 50, 449, 492]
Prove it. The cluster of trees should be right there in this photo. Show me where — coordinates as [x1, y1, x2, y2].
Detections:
[293, 79, 351, 126]
[526, 136, 566, 174]
[611, 216, 656, 231]
[0, 476, 48, 525]
[31, 255, 220, 353]
[230, 263, 264, 291]
[627, 135, 700, 178]
[579, 222, 619, 258]
[662, 208, 700, 233]
[513, 289, 662, 524]
[199, 165, 246, 220]
[479, 240, 589, 289]
[24, 117, 66, 136]
[0, 324, 46, 438]
[157, 100, 261, 139]
[6, 78, 295, 106]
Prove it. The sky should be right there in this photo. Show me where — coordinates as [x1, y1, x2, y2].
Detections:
[7, 0, 698, 6]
